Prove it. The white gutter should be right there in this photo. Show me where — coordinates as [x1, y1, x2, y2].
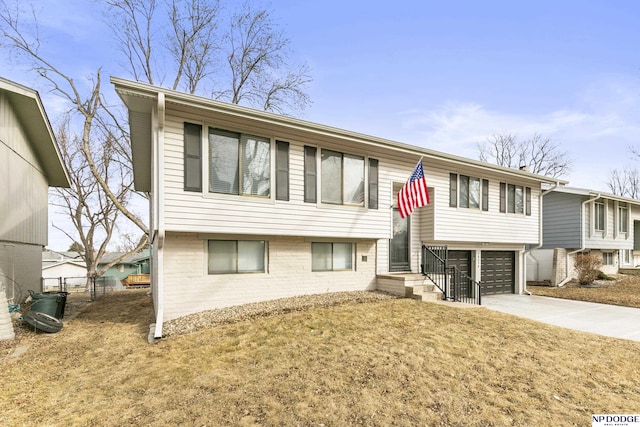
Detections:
[153, 92, 166, 340]
[523, 182, 560, 295]
[557, 193, 601, 287]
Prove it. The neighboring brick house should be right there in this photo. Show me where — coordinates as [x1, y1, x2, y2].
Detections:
[112, 77, 562, 338]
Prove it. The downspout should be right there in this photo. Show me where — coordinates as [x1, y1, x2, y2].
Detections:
[523, 182, 560, 295]
[557, 193, 601, 287]
[153, 92, 166, 339]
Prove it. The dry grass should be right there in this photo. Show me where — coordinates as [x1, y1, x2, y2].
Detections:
[528, 274, 640, 308]
[1, 289, 640, 426]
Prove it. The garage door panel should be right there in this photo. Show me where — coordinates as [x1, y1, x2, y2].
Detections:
[481, 251, 514, 295]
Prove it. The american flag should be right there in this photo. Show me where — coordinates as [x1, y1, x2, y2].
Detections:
[398, 160, 430, 218]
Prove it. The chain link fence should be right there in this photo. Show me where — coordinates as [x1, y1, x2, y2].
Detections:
[41, 276, 124, 301]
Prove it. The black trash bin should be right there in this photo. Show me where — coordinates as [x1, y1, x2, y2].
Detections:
[29, 290, 68, 319]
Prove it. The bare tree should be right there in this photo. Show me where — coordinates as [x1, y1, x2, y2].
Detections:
[107, 0, 312, 113]
[608, 167, 640, 198]
[478, 133, 572, 178]
[51, 119, 147, 288]
[0, 0, 312, 283]
[0, 0, 148, 286]
[106, 0, 158, 85]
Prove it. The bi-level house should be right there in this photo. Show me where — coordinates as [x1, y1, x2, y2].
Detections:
[111, 77, 562, 338]
[528, 186, 640, 286]
[1, 77, 70, 340]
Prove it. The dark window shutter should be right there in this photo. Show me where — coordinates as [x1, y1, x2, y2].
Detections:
[482, 179, 489, 211]
[368, 158, 379, 209]
[304, 146, 317, 203]
[184, 123, 202, 192]
[499, 182, 506, 213]
[449, 173, 458, 207]
[525, 187, 532, 216]
[275, 141, 289, 201]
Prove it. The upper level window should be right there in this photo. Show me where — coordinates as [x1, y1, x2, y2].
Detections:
[508, 184, 523, 213]
[305, 147, 377, 208]
[449, 173, 488, 211]
[618, 202, 628, 233]
[499, 182, 532, 216]
[321, 150, 364, 205]
[209, 128, 270, 197]
[594, 201, 605, 231]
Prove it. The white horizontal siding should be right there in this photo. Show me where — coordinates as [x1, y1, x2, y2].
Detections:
[161, 232, 378, 321]
[426, 162, 541, 244]
[161, 111, 391, 239]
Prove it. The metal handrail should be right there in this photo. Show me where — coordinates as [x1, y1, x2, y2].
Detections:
[421, 245, 481, 305]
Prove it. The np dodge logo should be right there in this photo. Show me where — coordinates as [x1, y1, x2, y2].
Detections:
[592, 414, 640, 427]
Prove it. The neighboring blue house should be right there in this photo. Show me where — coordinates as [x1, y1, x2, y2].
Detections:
[98, 250, 150, 282]
[528, 186, 640, 286]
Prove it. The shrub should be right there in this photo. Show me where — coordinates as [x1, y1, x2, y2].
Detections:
[574, 253, 602, 286]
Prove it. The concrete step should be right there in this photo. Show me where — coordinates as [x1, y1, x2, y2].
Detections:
[405, 283, 443, 302]
[416, 291, 444, 302]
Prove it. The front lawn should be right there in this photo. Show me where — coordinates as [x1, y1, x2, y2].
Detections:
[1, 290, 639, 426]
[528, 274, 640, 308]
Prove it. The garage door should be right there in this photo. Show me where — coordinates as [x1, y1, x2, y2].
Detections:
[447, 250, 471, 277]
[448, 250, 472, 298]
[481, 251, 515, 295]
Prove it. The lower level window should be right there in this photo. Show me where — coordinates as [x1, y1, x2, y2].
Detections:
[311, 242, 353, 271]
[208, 240, 265, 274]
[602, 252, 614, 266]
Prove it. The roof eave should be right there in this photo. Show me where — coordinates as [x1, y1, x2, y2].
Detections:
[0, 77, 71, 188]
[110, 76, 568, 186]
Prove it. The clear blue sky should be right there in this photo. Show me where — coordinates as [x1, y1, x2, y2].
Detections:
[2, 0, 640, 249]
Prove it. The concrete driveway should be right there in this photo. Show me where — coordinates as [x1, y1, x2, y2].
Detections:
[481, 294, 640, 342]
